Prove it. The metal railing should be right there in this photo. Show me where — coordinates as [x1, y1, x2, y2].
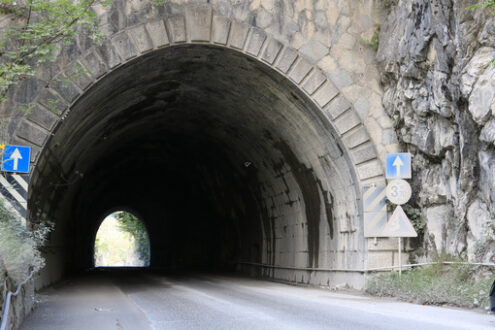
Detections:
[238, 261, 495, 273]
[0, 270, 35, 330]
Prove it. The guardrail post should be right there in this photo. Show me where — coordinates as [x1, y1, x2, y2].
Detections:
[490, 279, 495, 314]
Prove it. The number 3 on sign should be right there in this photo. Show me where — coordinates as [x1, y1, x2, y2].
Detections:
[386, 179, 412, 205]
[390, 185, 399, 197]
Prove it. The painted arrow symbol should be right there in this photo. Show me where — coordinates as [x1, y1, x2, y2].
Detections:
[393, 156, 403, 177]
[9, 148, 22, 171]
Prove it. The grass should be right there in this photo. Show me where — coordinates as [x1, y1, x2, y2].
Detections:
[359, 33, 379, 51]
[366, 262, 494, 309]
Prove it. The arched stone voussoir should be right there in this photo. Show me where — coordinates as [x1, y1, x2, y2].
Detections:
[13, 3, 385, 188]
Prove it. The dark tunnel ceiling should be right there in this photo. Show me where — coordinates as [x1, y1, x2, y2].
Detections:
[30, 45, 355, 270]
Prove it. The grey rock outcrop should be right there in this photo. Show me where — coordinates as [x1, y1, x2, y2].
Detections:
[378, 0, 495, 262]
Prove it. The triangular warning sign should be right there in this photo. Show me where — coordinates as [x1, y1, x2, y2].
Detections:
[380, 205, 417, 237]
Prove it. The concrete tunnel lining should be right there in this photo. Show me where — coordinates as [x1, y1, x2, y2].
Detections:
[29, 45, 363, 287]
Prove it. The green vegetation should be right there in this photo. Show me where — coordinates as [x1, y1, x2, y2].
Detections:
[94, 212, 149, 267]
[0, 0, 109, 104]
[401, 204, 426, 236]
[359, 31, 379, 51]
[383, 0, 398, 8]
[0, 0, 170, 106]
[467, 0, 495, 12]
[114, 211, 149, 264]
[0, 199, 52, 285]
[366, 258, 494, 309]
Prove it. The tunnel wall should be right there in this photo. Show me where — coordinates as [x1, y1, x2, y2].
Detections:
[0, 1, 403, 290]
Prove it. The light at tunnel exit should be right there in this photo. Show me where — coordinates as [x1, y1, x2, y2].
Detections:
[94, 211, 150, 267]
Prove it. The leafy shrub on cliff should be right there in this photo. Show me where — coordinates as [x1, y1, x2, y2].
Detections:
[115, 211, 149, 265]
[366, 260, 494, 309]
[0, 200, 52, 285]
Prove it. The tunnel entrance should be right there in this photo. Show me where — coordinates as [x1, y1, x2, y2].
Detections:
[94, 210, 150, 267]
[29, 44, 365, 288]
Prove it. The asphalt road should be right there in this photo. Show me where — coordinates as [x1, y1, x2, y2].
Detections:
[21, 270, 495, 330]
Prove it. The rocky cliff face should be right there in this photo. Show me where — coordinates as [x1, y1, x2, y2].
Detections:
[378, 0, 495, 262]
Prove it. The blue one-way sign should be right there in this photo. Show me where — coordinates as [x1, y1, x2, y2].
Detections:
[1, 145, 31, 173]
[386, 153, 411, 179]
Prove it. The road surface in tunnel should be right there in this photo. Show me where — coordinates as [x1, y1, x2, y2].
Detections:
[21, 270, 493, 330]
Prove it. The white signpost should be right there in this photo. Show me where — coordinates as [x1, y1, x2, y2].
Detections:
[384, 153, 417, 276]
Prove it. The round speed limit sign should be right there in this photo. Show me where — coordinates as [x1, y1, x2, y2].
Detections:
[386, 179, 412, 205]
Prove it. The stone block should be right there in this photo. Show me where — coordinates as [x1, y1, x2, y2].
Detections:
[361, 176, 387, 188]
[276, 47, 298, 73]
[246, 28, 266, 56]
[299, 39, 329, 63]
[37, 89, 67, 116]
[13, 78, 43, 104]
[145, 20, 169, 48]
[27, 105, 59, 131]
[212, 16, 231, 45]
[334, 110, 361, 135]
[343, 126, 370, 148]
[354, 98, 370, 120]
[64, 62, 93, 91]
[302, 70, 326, 95]
[313, 81, 339, 108]
[357, 160, 383, 180]
[229, 22, 249, 49]
[288, 58, 312, 84]
[367, 251, 394, 269]
[329, 67, 353, 88]
[324, 95, 351, 120]
[16, 121, 48, 147]
[34, 60, 61, 83]
[80, 51, 107, 79]
[112, 32, 138, 60]
[50, 74, 80, 104]
[167, 16, 187, 43]
[97, 40, 122, 69]
[186, 5, 212, 42]
[128, 24, 153, 53]
[367, 237, 400, 251]
[350, 142, 377, 165]
[382, 128, 398, 145]
[262, 38, 283, 64]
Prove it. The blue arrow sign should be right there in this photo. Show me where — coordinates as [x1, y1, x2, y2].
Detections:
[1, 145, 31, 173]
[386, 153, 411, 179]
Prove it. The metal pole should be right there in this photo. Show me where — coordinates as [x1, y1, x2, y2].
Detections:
[398, 237, 402, 277]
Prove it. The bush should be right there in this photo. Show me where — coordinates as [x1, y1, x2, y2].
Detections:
[0, 200, 52, 286]
[114, 211, 150, 265]
[366, 261, 494, 309]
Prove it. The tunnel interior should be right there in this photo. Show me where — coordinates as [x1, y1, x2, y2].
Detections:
[29, 45, 363, 287]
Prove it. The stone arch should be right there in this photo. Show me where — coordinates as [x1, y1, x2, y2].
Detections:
[4, 2, 391, 289]
[12, 4, 384, 187]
